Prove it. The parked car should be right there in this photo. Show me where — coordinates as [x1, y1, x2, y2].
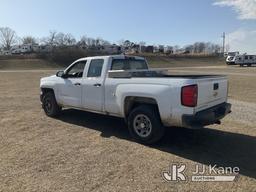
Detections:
[40, 55, 231, 144]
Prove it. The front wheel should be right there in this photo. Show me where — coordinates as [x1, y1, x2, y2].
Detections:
[42, 92, 61, 117]
[127, 105, 165, 144]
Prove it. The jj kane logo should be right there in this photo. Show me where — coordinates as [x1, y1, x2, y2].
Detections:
[162, 163, 239, 182]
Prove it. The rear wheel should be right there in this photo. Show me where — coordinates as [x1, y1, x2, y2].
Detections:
[42, 92, 61, 117]
[127, 105, 165, 144]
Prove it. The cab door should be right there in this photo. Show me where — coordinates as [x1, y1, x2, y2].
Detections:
[82, 59, 105, 112]
[58, 61, 87, 107]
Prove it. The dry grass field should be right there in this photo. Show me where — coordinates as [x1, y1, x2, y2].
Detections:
[0, 58, 60, 70]
[0, 57, 255, 191]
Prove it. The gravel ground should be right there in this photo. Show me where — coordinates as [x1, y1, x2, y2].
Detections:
[0, 69, 255, 192]
[228, 99, 256, 127]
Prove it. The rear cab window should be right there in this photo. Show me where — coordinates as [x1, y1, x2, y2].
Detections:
[87, 59, 104, 77]
[111, 58, 148, 70]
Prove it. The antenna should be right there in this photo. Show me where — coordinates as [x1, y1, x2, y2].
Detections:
[221, 32, 225, 56]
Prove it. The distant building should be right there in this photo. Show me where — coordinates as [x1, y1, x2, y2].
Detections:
[164, 46, 174, 54]
[175, 48, 185, 54]
[10, 44, 35, 54]
[38, 45, 53, 53]
[145, 46, 154, 53]
[2, 50, 11, 55]
[153, 46, 159, 53]
[158, 45, 164, 53]
[130, 44, 140, 54]
[100, 44, 121, 54]
[139, 45, 146, 53]
[32, 44, 40, 52]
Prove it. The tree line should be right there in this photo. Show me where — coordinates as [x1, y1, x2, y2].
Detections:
[0, 26, 221, 54]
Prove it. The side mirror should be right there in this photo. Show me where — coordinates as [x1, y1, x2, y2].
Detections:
[56, 70, 66, 78]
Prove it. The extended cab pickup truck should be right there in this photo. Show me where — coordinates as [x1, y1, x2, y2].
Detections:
[40, 55, 231, 144]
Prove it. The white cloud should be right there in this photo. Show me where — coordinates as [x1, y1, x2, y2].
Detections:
[213, 0, 256, 20]
[227, 29, 256, 54]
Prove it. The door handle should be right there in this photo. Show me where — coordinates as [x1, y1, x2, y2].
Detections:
[74, 82, 81, 86]
[93, 83, 101, 87]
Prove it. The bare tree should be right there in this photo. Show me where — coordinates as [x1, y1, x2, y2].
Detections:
[122, 40, 132, 48]
[117, 39, 125, 46]
[77, 36, 88, 48]
[41, 31, 58, 46]
[55, 32, 67, 46]
[183, 42, 221, 55]
[139, 41, 146, 46]
[173, 45, 180, 53]
[22, 36, 37, 44]
[0, 27, 17, 50]
[184, 45, 194, 54]
[86, 37, 96, 47]
[96, 37, 110, 46]
[198, 42, 206, 53]
[41, 31, 76, 47]
[63, 33, 76, 46]
[193, 42, 206, 53]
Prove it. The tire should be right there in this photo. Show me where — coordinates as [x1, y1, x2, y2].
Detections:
[42, 92, 61, 117]
[127, 105, 165, 144]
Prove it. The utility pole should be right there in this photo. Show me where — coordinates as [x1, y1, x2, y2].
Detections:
[221, 32, 225, 56]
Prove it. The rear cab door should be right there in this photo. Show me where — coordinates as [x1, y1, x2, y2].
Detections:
[82, 57, 108, 112]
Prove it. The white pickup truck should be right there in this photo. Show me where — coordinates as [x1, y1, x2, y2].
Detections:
[40, 55, 231, 144]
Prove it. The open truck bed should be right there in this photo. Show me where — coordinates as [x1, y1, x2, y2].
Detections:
[108, 69, 225, 79]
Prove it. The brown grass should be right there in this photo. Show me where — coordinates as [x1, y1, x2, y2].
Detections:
[0, 59, 60, 70]
[146, 55, 225, 68]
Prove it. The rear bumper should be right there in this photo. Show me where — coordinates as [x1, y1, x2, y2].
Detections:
[182, 102, 231, 128]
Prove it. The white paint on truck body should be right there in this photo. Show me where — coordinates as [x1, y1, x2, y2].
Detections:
[40, 55, 230, 127]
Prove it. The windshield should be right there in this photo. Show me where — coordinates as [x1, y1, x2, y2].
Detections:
[111, 59, 148, 70]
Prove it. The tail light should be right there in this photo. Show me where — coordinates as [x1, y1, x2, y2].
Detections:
[181, 84, 198, 107]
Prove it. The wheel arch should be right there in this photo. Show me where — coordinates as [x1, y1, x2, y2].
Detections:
[123, 96, 160, 119]
[41, 87, 55, 95]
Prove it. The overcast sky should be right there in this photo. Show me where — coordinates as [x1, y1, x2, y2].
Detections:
[0, 0, 255, 53]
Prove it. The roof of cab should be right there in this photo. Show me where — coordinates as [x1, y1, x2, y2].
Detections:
[75, 55, 145, 62]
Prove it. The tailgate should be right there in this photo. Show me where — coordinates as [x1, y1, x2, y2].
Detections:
[195, 76, 228, 112]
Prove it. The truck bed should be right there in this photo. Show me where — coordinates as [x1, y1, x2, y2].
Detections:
[108, 69, 225, 79]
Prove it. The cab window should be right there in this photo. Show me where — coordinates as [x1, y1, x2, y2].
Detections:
[87, 59, 104, 77]
[111, 59, 148, 70]
[66, 61, 86, 78]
